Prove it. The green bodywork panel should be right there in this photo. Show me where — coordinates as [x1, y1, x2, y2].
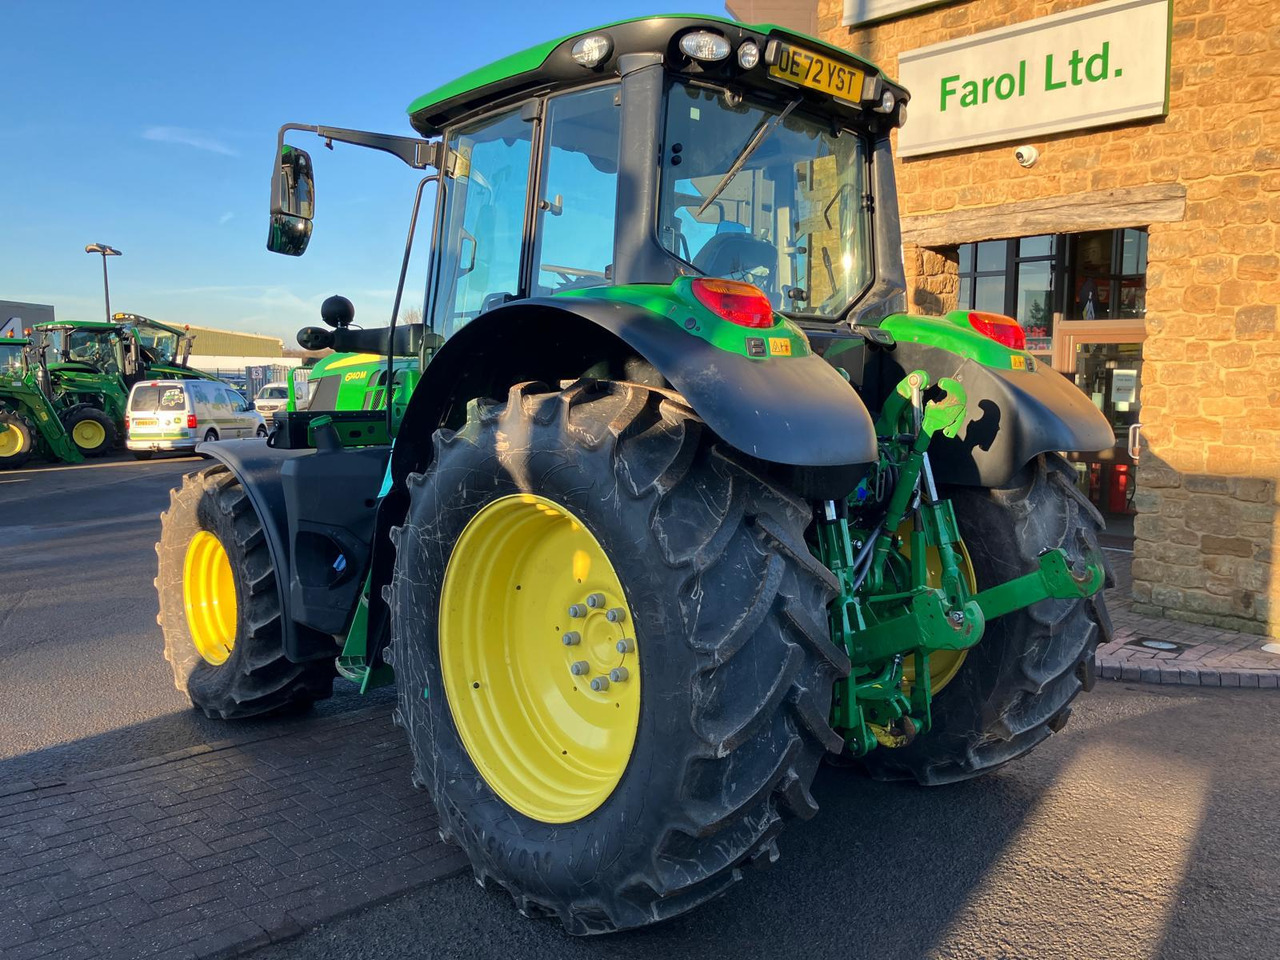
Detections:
[555, 280, 810, 359]
[290, 353, 419, 425]
[881, 312, 1037, 372]
[406, 14, 887, 129]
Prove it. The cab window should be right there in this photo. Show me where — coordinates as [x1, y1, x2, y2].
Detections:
[533, 86, 620, 294]
[431, 109, 533, 337]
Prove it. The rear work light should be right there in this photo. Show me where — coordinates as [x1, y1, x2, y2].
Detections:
[186, 414, 198, 429]
[966, 311, 1027, 351]
[691, 278, 775, 328]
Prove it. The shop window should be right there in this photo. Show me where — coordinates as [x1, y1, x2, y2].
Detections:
[1067, 228, 1148, 320]
[956, 235, 1057, 353]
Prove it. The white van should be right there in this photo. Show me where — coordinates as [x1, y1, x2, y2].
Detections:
[254, 381, 289, 417]
[126, 379, 266, 459]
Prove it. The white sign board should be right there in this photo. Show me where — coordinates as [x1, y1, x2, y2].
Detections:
[897, 0, 1171, 158]
[842, 0, 952, 27]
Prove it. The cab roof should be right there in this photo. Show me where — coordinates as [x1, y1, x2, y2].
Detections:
[407, 14, 898, 136]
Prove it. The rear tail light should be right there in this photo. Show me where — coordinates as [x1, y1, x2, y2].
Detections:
[186, 414, 198, 429]
[691, 278, 775, 329]
[966, 311, 1027, 351]
[124, 416, 130, 430]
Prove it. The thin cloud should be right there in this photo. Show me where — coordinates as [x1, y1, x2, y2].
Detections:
[218, 211, 234, 225]
[143, 126, 237, 156]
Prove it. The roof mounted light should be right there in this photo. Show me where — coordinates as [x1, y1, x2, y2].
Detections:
[679, 31, 730, 62]
[874, 89, 896, 114]
[737, 41, 760, 69]
[570, 34, 612, 68]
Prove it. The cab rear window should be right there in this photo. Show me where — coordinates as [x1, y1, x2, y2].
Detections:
[131, 385, 186, 410]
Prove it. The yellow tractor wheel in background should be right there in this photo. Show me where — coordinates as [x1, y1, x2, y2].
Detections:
[61, 405, 117, 457]
[156, 464, 334, 719]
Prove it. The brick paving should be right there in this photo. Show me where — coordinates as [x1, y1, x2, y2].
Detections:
[0, 707, 466, 960]
[1098, 548, 1280, 688]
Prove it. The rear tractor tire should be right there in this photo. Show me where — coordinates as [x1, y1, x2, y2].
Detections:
[387, 380, 848, 934]
[859, 453, 1112, 785]
[155, 464, 334, 719]
[0, 409, 35, 470]
[62, 404, 116, 457]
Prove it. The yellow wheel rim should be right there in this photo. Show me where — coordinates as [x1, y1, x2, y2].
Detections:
[0, 423, 24, 458]
[72, 419, 107, 450]
[439, 494, 640, 824]
[899, 525, 978, 696]
[182, 531, 238, 665]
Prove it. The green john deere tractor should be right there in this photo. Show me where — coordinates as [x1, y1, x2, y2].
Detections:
[155, 15, 1113, 934]
[0, 337, 84, 469]
[35, 313, 215, 457]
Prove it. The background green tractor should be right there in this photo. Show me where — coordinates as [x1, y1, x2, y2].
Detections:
[285, 349, 419, 419]
[35, 313, 216, 456]
[0, 337, 84, 469]
[155, 15, 1113, 934]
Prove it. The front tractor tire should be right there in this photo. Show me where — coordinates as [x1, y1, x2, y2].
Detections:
[62, 404, 117, 457]
[155, 464, 334, 719]
[0, 409, 35, 470]
[860, 453, 1112, 785]
[387, 380, 848, 934]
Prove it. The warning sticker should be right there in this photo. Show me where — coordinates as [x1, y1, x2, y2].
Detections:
[769, 338, 792, 357]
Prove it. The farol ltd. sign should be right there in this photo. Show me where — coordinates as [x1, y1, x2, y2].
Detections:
[896, 0, 1172, 158]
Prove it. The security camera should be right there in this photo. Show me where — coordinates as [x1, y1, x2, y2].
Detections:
[1014, 145, 1039, 168]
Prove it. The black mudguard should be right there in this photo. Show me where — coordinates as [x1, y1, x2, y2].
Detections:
[391, 297, 877, 489]
[866, 341, 1115, 487]
[198, 439, 387, 662]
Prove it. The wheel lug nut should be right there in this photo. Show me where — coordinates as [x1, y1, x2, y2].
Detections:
[562, 631, 581, 646]
[615, 637, 635, 653]
[568, 604, 587, 618]
[585, 593, 605, 608]
[609, 667, 628, 683]
[590, 676, 610, 692]
[605, 608, 626, 623]
[570, 661, 589, 676]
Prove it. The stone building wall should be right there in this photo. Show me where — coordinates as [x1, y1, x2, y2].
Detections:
[814, 0, 1280, 634]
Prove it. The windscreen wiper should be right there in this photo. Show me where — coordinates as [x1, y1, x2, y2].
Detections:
[696, 99, 801, 218]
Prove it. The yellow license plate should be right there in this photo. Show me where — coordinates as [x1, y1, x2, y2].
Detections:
[134, 418, 158, 426]
[769, 42, 865, 103]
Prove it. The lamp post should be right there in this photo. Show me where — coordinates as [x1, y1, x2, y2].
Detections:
[84, 243, 122, 322]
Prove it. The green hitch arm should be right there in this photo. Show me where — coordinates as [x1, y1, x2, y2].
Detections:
[972, 549, 1107, 622]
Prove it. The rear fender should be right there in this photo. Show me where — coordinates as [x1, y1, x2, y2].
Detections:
[865, 325, 1114, 487]
[390, 296, 877, 492]
[198, 439, 388, 662]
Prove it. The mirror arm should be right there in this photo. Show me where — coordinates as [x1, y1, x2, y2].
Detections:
[275, 124, 438, 188]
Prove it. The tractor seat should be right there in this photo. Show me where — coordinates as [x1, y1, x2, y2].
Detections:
[692, 233, 778, 292]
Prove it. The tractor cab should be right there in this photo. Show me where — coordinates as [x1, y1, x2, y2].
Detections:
[37, 321, 129, 378]
[269, 15, 907, 358]
[112, 313, 197, 371]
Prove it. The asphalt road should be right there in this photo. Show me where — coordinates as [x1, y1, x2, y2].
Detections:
[3, 455, 1278, 959]
[0, 453, 391, 786]
[247, 681, 1280, 960]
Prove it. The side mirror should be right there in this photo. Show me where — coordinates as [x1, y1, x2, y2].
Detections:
[268, 144, 315, 256]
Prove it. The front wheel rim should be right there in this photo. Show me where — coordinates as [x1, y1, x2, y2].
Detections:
[182, 531, 237, 665]
[72, 419, 106, 449]
[439, 494, 640, 824]
[0, 424, 24, 458]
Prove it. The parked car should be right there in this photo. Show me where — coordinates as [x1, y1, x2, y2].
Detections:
[125, 379, 266, 459]
[254, 381, 289, 417]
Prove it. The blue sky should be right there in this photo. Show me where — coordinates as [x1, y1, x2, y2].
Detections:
[0, 1, 726, 343]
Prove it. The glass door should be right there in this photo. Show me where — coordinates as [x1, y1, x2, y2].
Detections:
[1072, 341, 1144, 543]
